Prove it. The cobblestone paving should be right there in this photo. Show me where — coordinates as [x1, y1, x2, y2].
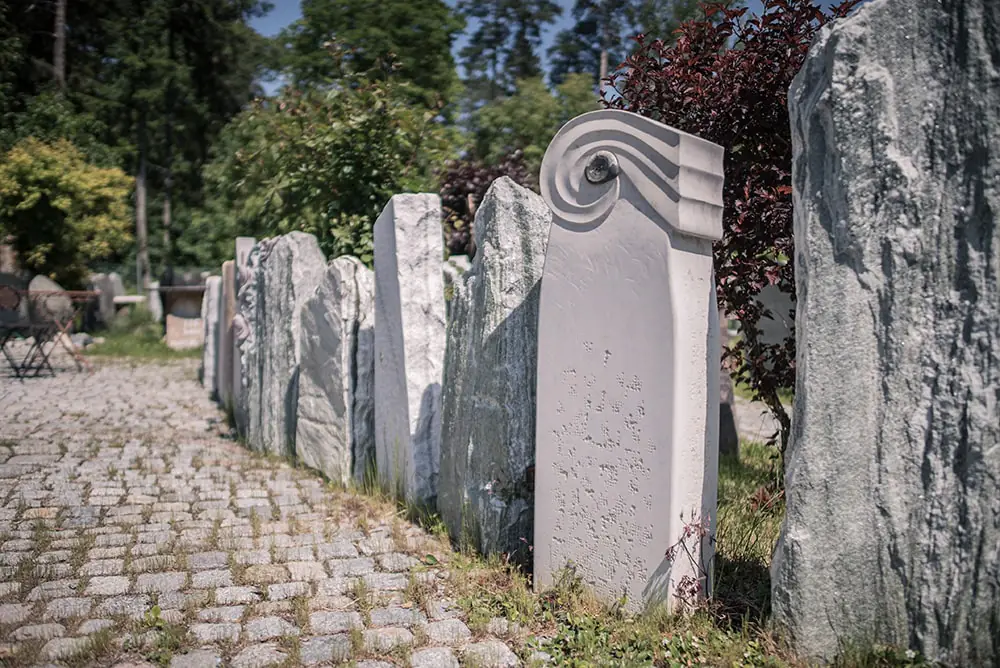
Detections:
[0, 360, 522, 667]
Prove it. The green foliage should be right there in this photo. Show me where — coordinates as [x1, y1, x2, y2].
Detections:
[473, 74, 600, 173]
[0, 138, 132, 287]
[279, 0, 465, 110]
[458, 0, 563, 104]
[86, 306, 199, 360]
[203, 49, 460, 264]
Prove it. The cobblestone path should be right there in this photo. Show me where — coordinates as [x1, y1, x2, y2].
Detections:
[0, 360, 522, 667]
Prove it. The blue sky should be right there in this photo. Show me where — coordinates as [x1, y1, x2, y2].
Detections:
[250, 0, 852, 93]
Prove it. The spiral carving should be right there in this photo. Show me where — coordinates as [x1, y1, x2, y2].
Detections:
[539, 109, 725, 239]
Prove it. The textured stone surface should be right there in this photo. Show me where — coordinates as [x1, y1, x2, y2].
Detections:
[771, 1, 1000, 665]
[411, 647, 459, 668]
[237, 232, 326, 455]
[533, 110, 723, 612]
[439, 177, 550, 564]
[373, 194, 447, 503]
[200, 276, 222, 398]
[296, 255, 376, 485]
[217, 261, 236, 411]
[441, 256, 470, 322]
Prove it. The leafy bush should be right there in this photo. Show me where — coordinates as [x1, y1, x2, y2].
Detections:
[607, 0, 861, 455]
[0, 137, 133, 287]
[438, 151, 535, 257]
[202, 45, 461, 265]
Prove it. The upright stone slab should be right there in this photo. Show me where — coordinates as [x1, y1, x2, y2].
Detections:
[772, 1, 1000, 664]
[441, 256, 471, 322]
[217, 261, 236, 411]
[373, 194, 446, 504]
[147, 281, 163, 322]
[238, 232, 326, 456]
[232, 237, 256, 437]
[533, 110, 724, 612]
[439, 178, 551, 563]
[296, 256, 376, 485]
[200, 276, 222, 397]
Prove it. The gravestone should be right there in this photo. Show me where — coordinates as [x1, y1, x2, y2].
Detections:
[88, 273, 124, 328]
[232, 237, 256, 437]
[772, 0, 1000, 664]
[200, 276, 222, 397]
[533, 110, 724, 612]
[217, 261, 236, 411]
[147, 281, 163, 322]
[439, 177, 551, 563]
[238, 232, 326, 456]
[373, 194, 447, 504]
[296, 256, 376, 484]
[165, 314, 202, 350]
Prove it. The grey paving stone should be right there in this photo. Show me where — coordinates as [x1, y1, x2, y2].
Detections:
[80, 559, 125, 576]
[376, 552, 419, 573]
[410, 647, 460, 668]
[327, 557, 375, 577]
[12, 623, 66, 640]
[43, 597, 92, 620]
[309, 610, 364, 634]
[190, 569, 233, 589]
[95, 594, 150, 619]
[369, 605, 428, 628]
[190, 622, 241, 643]
[189, 552, 228, 570]
[267, 581, 309, 600]
[40, 637, 91, 661]
[85, 575, 130, 596]
[461, 640, 521, 667]
[78, 618, 116, 634]
[363, 627, 414, 653]
[425, 619, 472, 645]
[286, 560, 326, 581]
[362, 572, 409, 591]
[136, 571, 187, 593]
[0, 602, 34, 624]
[242, 564, 288, 584]
[231, 643, 287, 668]
[243, 615, 299, 641]
[300, 633, 352, 665]
[169, 649, 223, 668]
[197, 606, 244, 623]
[316, 541, 358, 559]
[213, 586, 262, 605]
[26, 579, 79, 601]
[130, 555, 176, 573]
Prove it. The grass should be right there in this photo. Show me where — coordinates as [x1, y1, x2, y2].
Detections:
[733, 379, 794, 406]
[84, 306, 201, 360]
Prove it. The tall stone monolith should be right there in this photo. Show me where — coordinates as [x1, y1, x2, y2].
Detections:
[296, 256, 376, 485]
[771, 1, 1000, 665]
[533, 110, 724, 613]
[237, 232, 326, 456]
[217, 261, 236, 412]
[201, 276, 222, 397]
[373, 194, 446, 504]
[439, 177, 550, 564]
[232, 237, 256, 437]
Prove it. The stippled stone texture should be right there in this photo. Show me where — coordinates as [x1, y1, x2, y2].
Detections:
[772, 0, 1000, 664]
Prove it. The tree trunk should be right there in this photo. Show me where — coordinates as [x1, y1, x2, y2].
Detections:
[53, 0, 66, 88]
[136, 110, 151, 293]
[162, 5, 176, 286]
